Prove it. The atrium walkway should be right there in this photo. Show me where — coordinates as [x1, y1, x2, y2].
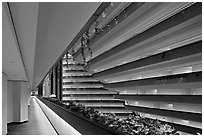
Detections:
[7, 96, 57, 135]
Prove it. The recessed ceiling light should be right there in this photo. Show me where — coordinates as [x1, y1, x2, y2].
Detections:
[10, 61, 15, 63]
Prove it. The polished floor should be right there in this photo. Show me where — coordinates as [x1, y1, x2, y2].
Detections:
[7, 96, 57, 135]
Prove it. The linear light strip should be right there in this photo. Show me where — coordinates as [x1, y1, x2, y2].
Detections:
[35, 96, 81, 135]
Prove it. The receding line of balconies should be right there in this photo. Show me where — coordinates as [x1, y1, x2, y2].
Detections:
[62, 65, 83, 68]
[62, 92, 118, 95]
[109, 83, 201, 92]
[74, 3, 194, 63]
[62, 89, 118, 92]
[63, 75, 93, 78]
[73, 2, 145, 58]
[62, 63, 83, 67]
[86, 3, 201, 69]
[89, 18, 201, 73]
[93, 40, 201, 78]
[126, 101, 201, 114]
[63, 81, 102, 85]
[89, 3, 196, 63]
[62, 82, 102, 85]
[71, 2, 131, 54]
[63, 79, 98, 83]
[63, 99, 123, 102]
[115, 95, 201, 104]
[63, 71, 92, 76]
[62, 75, 93, 79]
[63, 94, 117, 97]
[100, 56, 201, 83]
[125, 105, 201, 123]
[62, 98, 117, 100]
[62, 63, 81, 65]
[104, 71, 201, 88]
[85, 18, 201, 73]
[63, 69, 85, 72]
[63, 77, 95, 81]
[117, 88, 201, 95]
[62, 87, 106, 91]
[63, 86, 103, 89]
[62, 67, 84, 70]
[81, 2, 143, 47]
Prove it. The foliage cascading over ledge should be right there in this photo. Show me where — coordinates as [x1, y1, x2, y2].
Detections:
[41, 96, 179, 135]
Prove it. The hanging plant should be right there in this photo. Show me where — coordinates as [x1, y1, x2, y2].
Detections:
[43, 97, 180, 135]
[85, 30, 93, 60]
[123, 9, 128, 19]
[94, 27, 100, 36]
[71, 47, 75, 55]
[66, 52, 69, 69]
[94, 20, 101, 36]
[80, 36, 86, 64]
[102, 11, 106, 18]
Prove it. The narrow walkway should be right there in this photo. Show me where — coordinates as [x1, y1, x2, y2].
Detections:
[7, 96, 57, 135]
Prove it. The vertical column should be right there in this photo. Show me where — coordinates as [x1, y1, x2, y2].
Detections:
[2, 73, 8, 135]
[42, 82, 45, 96]
[43, 74, 51, 97]
[38, 83, 43, 96]
[51, 71, 53, 95]
[7, 81, 14, 123]
[28, 90, 31, 107]
[7, 81, 29, 123]
[20, 82, 29, 122]
[53, 68, 56, 95]
[55, 65, 58, 99]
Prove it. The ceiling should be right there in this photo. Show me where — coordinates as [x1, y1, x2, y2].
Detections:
[2, 2, 101, 90]
[2, 3, 27, 81]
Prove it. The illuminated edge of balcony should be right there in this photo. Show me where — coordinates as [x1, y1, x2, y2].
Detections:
[35, 96, 81, 135]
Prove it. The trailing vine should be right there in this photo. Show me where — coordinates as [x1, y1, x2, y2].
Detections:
[66, 52, 69, 69]
[85, 30, 93, 59]
[43, 97, 180, 135]
[80, 35, 86, 64]
[80, 28, 96, 65]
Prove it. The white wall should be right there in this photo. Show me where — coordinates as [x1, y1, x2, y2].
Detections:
[20, 82, 29, 122]
[12, 82, 21, 122]
[2, 73, 8, 135]
[28, 91, 31, 106]
[7, 81, 14, 123]
[7, 81, 29, 123]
